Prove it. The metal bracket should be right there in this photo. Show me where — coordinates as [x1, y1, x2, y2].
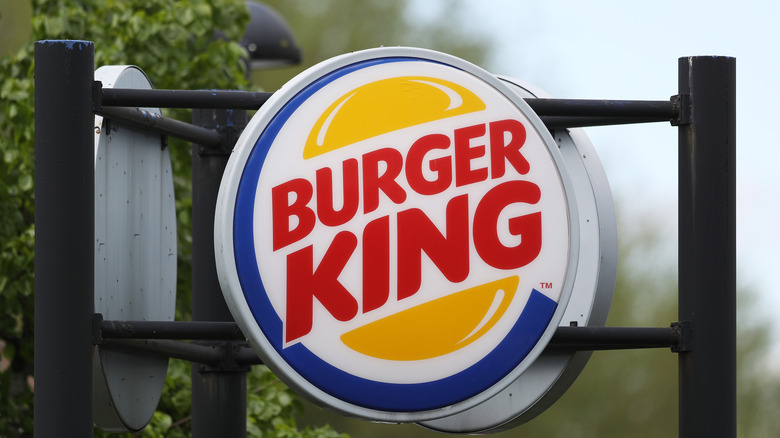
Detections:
[92, 80, 103, 112]
[195, 341, 253, 373]
[92, 313, 105, 345]
[98, 106, 222, 147]
[94, 313, 260, 367]
[671, 320, 693, 352]
[197, 125, 240, 156]
[671, 93, 691, 126]
[547, 325, 676, 351]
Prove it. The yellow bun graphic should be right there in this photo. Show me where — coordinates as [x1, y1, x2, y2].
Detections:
[303, 76, 487, 159]
[340, 276, 518, 361]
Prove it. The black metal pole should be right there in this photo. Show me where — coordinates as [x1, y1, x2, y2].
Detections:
[527, 97, 677, 119]
[539, 115, 674, 129]
[101, 87, 273, 109]
[547, 326, 677, 351]
[677, 56, 737, 438]
[102, 339, 225, 366]
[99, 318, 246, 340]
[96, 318, 681, 351]
[34, 40, 95, 436]
[97, 106, 223, 147]
[99, 87, 679, 122]
[191, 108, 249, 438]
[101, 339, 262, 367]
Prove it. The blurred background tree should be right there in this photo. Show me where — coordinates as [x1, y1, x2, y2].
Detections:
[1, 0, 778, 436]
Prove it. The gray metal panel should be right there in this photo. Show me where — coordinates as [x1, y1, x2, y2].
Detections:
[92, 65, 177, 432]
[419, 78, 617, 433]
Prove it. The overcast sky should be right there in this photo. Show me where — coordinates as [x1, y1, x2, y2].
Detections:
[412, 0, 780, 360]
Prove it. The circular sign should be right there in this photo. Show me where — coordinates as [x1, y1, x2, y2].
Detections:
[215, 47, 579, 422]
[418, 77, 617, 433]
[92, 65, 177, 432]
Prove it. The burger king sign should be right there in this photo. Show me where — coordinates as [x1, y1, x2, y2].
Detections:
[215, 47, 580, 422]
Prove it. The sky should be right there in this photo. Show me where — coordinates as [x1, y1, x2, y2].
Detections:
[412, 0, 780, 359]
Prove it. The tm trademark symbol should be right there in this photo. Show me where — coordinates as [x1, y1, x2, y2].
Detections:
[540, 282, 553, 289]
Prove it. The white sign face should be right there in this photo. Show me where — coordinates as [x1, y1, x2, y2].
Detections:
[215, 47, 579, 422]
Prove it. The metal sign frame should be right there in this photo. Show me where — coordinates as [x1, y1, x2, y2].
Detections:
[33, 39, 735, 437]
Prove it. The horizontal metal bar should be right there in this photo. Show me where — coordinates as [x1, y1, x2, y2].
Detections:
[527, 98, 678, 120]
[97, 106, 222, 147]
[102, 328, 675, 366]
[101, 338, 264, 366]
[101, 338, 224, 365]
[99, 319, 246, 341]
[99, 86, 679, 126]
[547, 326, 677, 351]
[100, 87, 273, 109]
[541, 115, 673, 129]
[99, 318, 679, 352]
[95, 107, 670, 144]
[96, 320, 680, 368]
[235, 347, 263, 366]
